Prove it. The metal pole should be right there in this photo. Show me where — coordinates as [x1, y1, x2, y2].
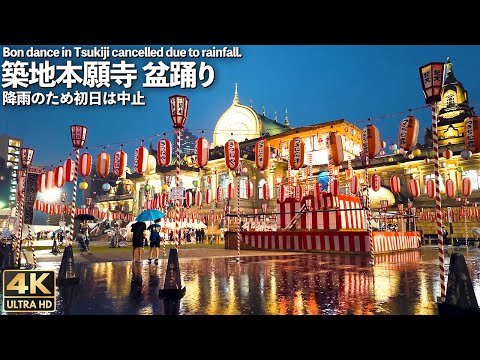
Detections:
[175, 128, 181, 252]
[28, 224, 37, 268]
[237, 175, 241, 262]
[69, 148, 80, 246]
[431, 103, 445, 299]
[15, 169, 27, 268]
[364, 165, 374, 265]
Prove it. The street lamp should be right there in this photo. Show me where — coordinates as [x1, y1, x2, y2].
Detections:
[14, 147, 35, 267]
[419, 61, 446, 300]
[169, 95, 189, 251]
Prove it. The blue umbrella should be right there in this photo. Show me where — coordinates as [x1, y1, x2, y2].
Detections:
[135, 209, 165, 222]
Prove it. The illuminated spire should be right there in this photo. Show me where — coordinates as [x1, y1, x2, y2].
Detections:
[233, 83, 239, 104]
[274, 110, 277, 122]
[262, 105, 266, 116]
[284, 109, 289, 126]
[249, 99, 253, 107]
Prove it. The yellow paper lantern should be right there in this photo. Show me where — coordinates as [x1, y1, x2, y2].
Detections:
[412, 149, 421, 157]
[162, 184, 169, 193]
[79, 181, 88, 190]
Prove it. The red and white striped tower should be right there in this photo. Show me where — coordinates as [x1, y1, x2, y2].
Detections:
[234, 161, 246, 262]
[14, 170, 26, 265]
[169, 95, 189, 253]
[364, 167, 374, 265]
[347, 156, 353, 195]
[419, 61, 445, 299]
[27, 224, 37, 268]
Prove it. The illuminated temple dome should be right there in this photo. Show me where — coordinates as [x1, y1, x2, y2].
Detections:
[212, 84, 290, 147]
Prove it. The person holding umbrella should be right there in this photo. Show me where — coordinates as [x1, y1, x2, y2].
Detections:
[131, 221, 146, 263]
[147, 218, 162, 264]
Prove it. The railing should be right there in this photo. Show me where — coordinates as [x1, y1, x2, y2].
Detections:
[96, 194, 134, 202]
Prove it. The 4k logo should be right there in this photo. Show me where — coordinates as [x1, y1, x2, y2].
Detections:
[2, 270, 56, 312]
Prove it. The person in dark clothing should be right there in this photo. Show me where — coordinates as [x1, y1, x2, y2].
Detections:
[169, 230, 174, 243]
[131, 221, 146, 263]
[442, 225, 449, 245]
[147, 219, 162, 264]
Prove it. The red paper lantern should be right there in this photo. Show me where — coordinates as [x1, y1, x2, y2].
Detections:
[216, 186, 224, 202]
[445, 179, 456, 198]
[64, 158, 75, 182]
[295, 184, 303, 201]
[195, 191, 203, 207]
[96, 151, 110, 178]
[442, 149, 453, 159]
[462, 177, 472, 197]
[169, 95, 190, 129]
[195, 137, 209, 168]
[408, 178, 420, 198]
[45, 170, 55, 190]
[79, 152, 92, 177]
[371, 174, 381, 192]
[419, 62, 445, 104]
[157, 139, 172, 167]
[262, 183, 270, 200]
[113, 150, 127, 177]
[54, 166, 65, 188]
[289, 137, 305, 170]
[37, 173, 47, 193]
[464, 116, 480, 153]
[246, 181, 253, 199]
[185, 191, 193, 207]
[390, 176, 401, 193]
[345, 168, 354, 180]
[327, 132, 344, 166]
[331, 179, 339, 196]
[362, 124, 381, 159]
[255, 139, 270, 171]
[70, 125, 88, 149]
[278, 184, 288, 202]
[426, 179, 435, 199]
[134, 146, 148, 174]
[225, 139, 240, 170]
[350, 176, 359, 194]
[205, 189, 212, 204]
[227, 183, 235, 199]
[398, 115, 419, 151]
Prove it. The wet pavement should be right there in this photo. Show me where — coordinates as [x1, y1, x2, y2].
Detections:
[1, 245, 480, 315]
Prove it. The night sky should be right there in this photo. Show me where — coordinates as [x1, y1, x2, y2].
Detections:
[2, 45, 480, 166]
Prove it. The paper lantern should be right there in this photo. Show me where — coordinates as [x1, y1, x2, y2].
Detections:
[96, 151, 110, 178]
[425, 179, 435, 199]
[157, 139, 172, 167]
[195, 137, 209, 168]
[37, 173, 46, 193]
[424, 158, 430, 164]
[216, 186, 224, 202]
[195, 191, 202, 207]
[426, 150, 435, 158]
[246, 181, 253, 199]
[462, 177, 472, 197]
[169, 95, 189, 129]
[54, 166, 65, 188]
[389, 143, 398, 152]
[294, 184, 303, 201]
[161, 184, 169, 193]
[144, 184, 151, 192]
[262, 183, 270, 200]
[79, 152, 92, 177]
[225, 139, 240, 170]
[362, 124, 381, 159]
[254, 139, 270, 171]
[350, 176, 359, 194]
[371, 174, 381, 192]
[457, 166, 464, 172]
[102, 183, 111, 192]
[205, 189, 212, 204]
[185, 191, 193, 207]
[113, 150, 127, 177]
[398, 115, 419, 151]
[390, 176, 401, 193]
[134, 146, 148, 174]
[277, 184, 288, 202]
[326, 132, 344, 166]
[64, 158, 75, 183]
[464, 116, 480, 153]
[289, 137, 305, 170]
[442, 149, 453, 159]
[412, 149, 422, 157]
[408, 178, 420, 198]
[45, 170, 55, 190]
[227, 183, 235, 199]
[20, 148, 34, 167]
[331, 179, 339, 196]
[79, 181, 88, 190]
[461, 149, 472, 160]
[445, 179, 455, 199]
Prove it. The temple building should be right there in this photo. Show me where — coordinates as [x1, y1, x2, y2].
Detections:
[90, 60, 479, 240]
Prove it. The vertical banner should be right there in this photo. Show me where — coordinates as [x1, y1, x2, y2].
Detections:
[23, 166, 41, 225]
